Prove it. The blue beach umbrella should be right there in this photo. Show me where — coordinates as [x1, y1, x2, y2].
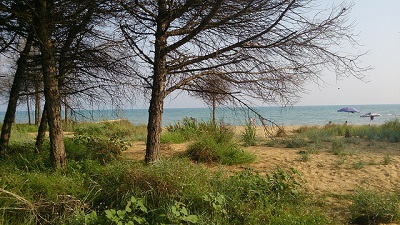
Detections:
[337, 107, 360, 123]
[337, 107, 360, 113]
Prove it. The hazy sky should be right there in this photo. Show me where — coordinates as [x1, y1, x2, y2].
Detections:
[1, 1, 399, 111]
[295, 0, 400, 106]
[165, 0, 400, 108]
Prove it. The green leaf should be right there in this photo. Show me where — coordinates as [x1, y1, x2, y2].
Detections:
[171, 206, 180, 217]
[117, 209, 126, 218]
[184, 215, 199, 223]
[105, 209, 116, 219]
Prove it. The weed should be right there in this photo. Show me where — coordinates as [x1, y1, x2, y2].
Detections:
[352, 161, 366, 170]
[350, 189, 400, 224]
[383, 154, 391, 165]
[242, 123, 257, 146]
[331, 139, 345, 155]
[187, 136, 255, 165]
[299, 151, 311, 162]
[284, 135, 308, 148]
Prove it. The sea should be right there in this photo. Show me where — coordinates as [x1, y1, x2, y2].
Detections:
[1, 104, 400, 127]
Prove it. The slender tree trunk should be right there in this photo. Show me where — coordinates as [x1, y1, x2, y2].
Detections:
[26, 82, 31, 125]
[35, 103, 47, 153]
[64, 96, 69, 124]
[212, 97, 216, 125]
[34, 74, 41, 125]
[35, 0, 66, 168]
[0, 33, 34, 154]
[145, 2, 168, 163]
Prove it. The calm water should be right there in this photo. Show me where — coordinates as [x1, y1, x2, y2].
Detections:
[2, 104, 400, 126]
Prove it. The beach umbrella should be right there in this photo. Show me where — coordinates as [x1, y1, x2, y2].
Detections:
[337, 107, 360, 123]
[360, 112, 381, 125]
[337, 107, 360, 113]
[360, 112, 381, 117]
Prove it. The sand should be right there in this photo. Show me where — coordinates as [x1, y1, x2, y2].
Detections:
[122, 125, 400, 223]
[123, 125, 400, 195]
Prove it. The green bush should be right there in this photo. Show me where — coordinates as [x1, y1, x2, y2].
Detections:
[187, 136, 255, 165]
[350, 189, 400, 224]
[284, 135, 309, 148]
[379, 119, 400, 142]
[242, 124, 257, 146]
[163, 118, 234, 144]
[331, 138, 345, 155]
[73, 120, 146, 141]
[65, 134, 129, 164]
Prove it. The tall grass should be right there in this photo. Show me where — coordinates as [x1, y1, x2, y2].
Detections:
[0, 154, 330, 225]
[73, 119, 147, 141]
[242, 124, 257, 146]
[350, 189, 400, 225]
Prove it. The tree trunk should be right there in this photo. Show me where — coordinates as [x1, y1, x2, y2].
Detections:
[34, 74, 41, 125]
[35, 103, 47, 153]
[212, 97, 216, 125]
[35, 0, 66, 168]
[0, 33, 34, 154]
[64, 96, 69, 124]
[26, 82, 31, 125]
[145, 2, 168, 163]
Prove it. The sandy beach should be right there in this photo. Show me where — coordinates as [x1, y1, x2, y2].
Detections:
[122, 125, 400, 223]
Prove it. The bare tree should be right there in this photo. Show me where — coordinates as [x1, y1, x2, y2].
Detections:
[120, 0, 367, 163]
[0, 32, 34, 153]
[186, 74, 233, 124]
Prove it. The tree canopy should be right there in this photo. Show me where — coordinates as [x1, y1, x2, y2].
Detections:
[0, 0, 368, 166]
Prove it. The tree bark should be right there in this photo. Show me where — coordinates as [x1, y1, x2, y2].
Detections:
[64, 96, 69, 124]
[35, 0, 66, 168]
[0, 32, 34, 154]
[35, 103, 47, 153]
[34, 74, 41, 125]
[212, 97, 216, 125]
[25, 82, 31, 125]
[145, 1, 168, 163]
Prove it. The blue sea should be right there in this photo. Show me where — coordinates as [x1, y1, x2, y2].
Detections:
[2, 104, 400, 127]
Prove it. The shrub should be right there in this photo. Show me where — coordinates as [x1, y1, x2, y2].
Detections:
[350, 189, 400, 225]
[163, 118, 234, 143]
[242, 124, 257, 146]
[379, 119, 400, 143]
[66, 134, 129, 164]
[284, 135, 308, 148]
[73, 120, 146, 141]
[187, 136, 255, 165]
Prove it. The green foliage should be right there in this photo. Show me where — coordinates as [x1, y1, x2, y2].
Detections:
[169, 201, 199, 224]
[187, 136, 256, 165]
[105, 196, 149, 224]
[383, 154, 391, 165]
[65, 134, 129, 164]
[331, 138, 345, 155]
[242, 124, 257, 146]
[163, 117, 234, 144]
[160, 131, 187, 144]
[284, 134, 309, 148]
[12, 124, 39, 133]
[73, 120, 147, 141]
[350, 189, 400, 225]
[202, 192, 228, 216]
[222, 168, 304, 204]
[379, 119, 400, 142]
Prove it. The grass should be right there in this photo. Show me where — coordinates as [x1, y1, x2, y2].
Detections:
[242, 123, 257, 146]
[1, 119, 400, 224]
[349, 189, 400, 225]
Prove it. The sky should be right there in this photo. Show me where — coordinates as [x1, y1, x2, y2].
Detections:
[165, 0, 400, 108]
[294, 0, 400, 106]
[1, 1, 399, 111]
